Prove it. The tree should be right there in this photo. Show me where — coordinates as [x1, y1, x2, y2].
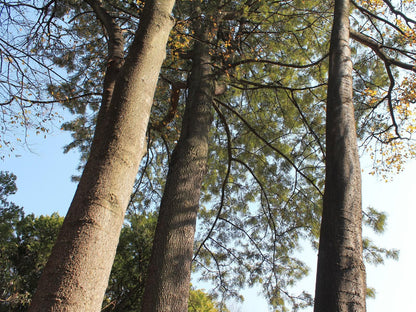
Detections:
[138, 1, 326, 309]
[188, 287, 227, 312]
[4, 0, 407, 310]
[49, 0, 401, 309]
[314, 0, 366, 310]
[0, 1, 71, 157]
[49, 7, 330, 308]
[0, 181, 225, 312]
[28, 0, 176, 311]
[102, 211, 157, 312]
[0, 0, 116, 156]
[314, 0, 416, 309]
[188, 2, 329, 308]
[349, 0, 416, 179]
[140, 2, 215, 310]
[0, 172, 64, 311]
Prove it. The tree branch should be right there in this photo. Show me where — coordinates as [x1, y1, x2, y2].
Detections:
[350, 30, 416, 72]
[193, 101, 233, 261]
[227, 53, 329, 69]
[214, 98, 323, 196]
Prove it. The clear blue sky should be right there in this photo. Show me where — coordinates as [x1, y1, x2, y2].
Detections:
[2, 121, 415, 311]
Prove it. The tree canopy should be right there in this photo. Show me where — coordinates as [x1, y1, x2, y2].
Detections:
[0, 0, 415, 311]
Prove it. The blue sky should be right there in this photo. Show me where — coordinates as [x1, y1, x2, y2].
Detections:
[228, 158, 416, 312]
[2, 123, 415, 311]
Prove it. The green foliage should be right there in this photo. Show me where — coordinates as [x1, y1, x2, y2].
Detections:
[42, 0, 405, 309]
[102, 211, 157, 311]
[0, 171, 18, 204]
[366, 287, 376, 299]
[188, 288, 228, 312]
[362, 238, 399, 265]
[364, 207, 387, 234]
[362, 207, 399, 265]
[0, 177, 224, 311]
[0, 172, 64, 311]
[2, 0, 413, 310]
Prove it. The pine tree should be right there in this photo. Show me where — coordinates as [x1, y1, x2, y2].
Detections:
[314, 0, 366, 310]
[141, 3, 215, 310]
[28, 1, 176, 311]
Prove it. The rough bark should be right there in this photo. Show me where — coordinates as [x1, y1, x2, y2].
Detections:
[28, 1, 175, 311]
[85, 0, 125, 128]
[141, 17, 214, 312]
[314, 0, 366, 311]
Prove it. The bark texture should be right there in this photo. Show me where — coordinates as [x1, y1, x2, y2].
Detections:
[141, 18, 214, 312]
[28, 1, 175, 311]
[314, 0, 367, 311]
[85, 0, 125, 137]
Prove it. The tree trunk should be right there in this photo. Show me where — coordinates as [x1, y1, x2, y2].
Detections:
[85, 0, 125, 140]
[141, 17, 214, 312]
[314, 0, 366, 311]
[28, 1, 175, 311]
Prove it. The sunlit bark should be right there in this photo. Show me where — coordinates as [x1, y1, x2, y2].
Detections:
[29, 1, 175, 311]
[314, 0, 366, 310]
[141, 12, 214, 312]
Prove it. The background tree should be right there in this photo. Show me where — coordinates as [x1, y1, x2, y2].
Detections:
[0, 174, 226, 312]
[188, 287, 228, 312]
[102, 211, 157, 312]
[350, 0, 416, 179]
[0, 172, 63, 311]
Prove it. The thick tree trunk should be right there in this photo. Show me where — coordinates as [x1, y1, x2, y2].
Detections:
[28, 1, 175, 311]
[314, 0, 367, 311]
[141, 18, 214, 312]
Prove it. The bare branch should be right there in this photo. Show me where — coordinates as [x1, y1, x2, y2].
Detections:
[214, 98, 323, 196]
[350, 30, 416, 72]
[227, 53, 329, 69]
[382, 0, 416, 25]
